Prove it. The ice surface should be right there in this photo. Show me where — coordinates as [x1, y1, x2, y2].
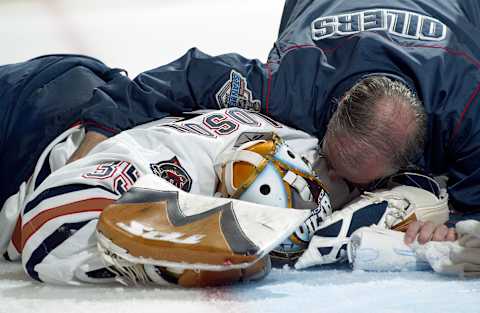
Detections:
[1, 261, 480, 313]
[0, 1, 479, 312]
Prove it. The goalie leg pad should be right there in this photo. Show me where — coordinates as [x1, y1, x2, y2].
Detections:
[99, 245, 271, 287]
[96, 187, 258, 269]
[167, 256, 271, 287]
[96, 174, 308, 279]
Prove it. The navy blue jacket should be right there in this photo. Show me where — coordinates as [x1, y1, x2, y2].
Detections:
[80, 0, 480, 213]
[0, 54, 121, 207]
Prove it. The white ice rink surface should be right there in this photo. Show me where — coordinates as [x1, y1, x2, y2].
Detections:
[0, 1, 480, 312]
[1, 261, 480, 313]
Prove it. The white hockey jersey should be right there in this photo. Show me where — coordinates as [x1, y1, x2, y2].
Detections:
[0, 108, 318, 284]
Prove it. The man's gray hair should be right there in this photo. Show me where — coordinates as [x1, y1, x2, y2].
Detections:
[325, 75, 426, 174]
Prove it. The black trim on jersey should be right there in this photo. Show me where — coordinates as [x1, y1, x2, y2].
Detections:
[34, 134, 71, 190]
[25, 220, 91, 282]
[24, 184, 116, 215]
[34, 151, 52, 190]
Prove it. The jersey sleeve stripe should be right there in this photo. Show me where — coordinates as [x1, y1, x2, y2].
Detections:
[24, 183, 116, 215]
[21, 198, 113, 250]
[34, 151, 52, 190]
[11, 217, 22, 253]
[25, 220, 91, 282]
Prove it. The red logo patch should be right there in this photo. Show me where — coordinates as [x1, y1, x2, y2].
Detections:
[150, 157, 192, 192]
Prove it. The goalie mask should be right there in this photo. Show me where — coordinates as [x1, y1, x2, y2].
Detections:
[215, 133, 332, 266]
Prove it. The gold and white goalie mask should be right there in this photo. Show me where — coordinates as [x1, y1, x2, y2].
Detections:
[215, 133, 332, 266]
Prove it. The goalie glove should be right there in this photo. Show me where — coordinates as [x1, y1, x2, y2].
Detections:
[295, 181, 449, 269]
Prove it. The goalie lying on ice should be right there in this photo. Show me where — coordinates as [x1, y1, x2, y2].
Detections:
[0, 108, 328, 286]
[0, 108, 449, 286]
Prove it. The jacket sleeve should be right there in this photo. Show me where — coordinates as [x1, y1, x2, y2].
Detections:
[459, 0, 480, 30]
[447, 111, 480, 214]
[81, 48, 268, 136]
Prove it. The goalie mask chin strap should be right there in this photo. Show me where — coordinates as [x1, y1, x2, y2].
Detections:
[283, 171, 313, 202]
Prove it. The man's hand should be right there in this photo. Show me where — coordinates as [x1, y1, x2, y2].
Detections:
[412, 220, 480, 277]
[67, 131, 108, 164]
[404, 221, 456, 245]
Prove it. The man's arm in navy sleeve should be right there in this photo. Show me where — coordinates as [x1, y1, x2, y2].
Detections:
[81, 47, 268, 137]
[459, 0, 480, 30]
[447, 110, 480, 215]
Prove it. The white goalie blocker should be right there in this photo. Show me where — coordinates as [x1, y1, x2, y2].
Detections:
[346, 226, 432, 272]
[96, 174, 310, 272]
[295, 172, 449, 269]
[348, 220, 480, 278]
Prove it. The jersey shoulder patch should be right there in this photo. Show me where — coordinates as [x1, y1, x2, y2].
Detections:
[150, 157, 192, 192]
[216, 70, 261, 111]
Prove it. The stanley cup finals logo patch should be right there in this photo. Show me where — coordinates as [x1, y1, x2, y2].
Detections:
[216, 70, 261, 112]
[150, 157, 192, 192]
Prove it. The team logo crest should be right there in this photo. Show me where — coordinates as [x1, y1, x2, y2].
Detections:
[216, 70, 261, 111]
[150, 157, 192, 192]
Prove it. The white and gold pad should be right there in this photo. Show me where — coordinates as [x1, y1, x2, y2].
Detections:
[96, 174, 310, 272]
